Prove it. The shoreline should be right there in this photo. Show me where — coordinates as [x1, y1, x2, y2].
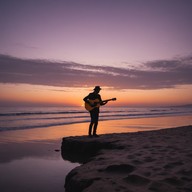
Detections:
[62, 125, 192, 192]
[0, 115, 192, 141]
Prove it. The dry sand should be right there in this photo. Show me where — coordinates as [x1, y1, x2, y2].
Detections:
[62, 125, 192, 192]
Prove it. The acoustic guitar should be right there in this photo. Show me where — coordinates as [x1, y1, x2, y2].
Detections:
[85, 98, 116, 111]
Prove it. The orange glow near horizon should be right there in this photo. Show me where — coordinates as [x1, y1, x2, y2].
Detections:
[0, 83, 192, 107]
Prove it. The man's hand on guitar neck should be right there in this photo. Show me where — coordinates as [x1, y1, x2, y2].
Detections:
[101, 100, 108, 105]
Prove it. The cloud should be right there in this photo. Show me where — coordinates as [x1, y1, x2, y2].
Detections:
[0, 54, 192, 89]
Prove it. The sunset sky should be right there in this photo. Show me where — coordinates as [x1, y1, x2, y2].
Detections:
[0, 0, 192, 107]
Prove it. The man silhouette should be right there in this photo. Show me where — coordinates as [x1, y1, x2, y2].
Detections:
[83, 86, 108, 137]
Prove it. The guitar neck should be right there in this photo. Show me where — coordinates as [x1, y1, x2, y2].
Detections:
[100, 98, 116, 103]
[102, 98, 114, 103]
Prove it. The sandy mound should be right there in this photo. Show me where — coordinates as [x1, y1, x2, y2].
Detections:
[62, 126, 192, 192]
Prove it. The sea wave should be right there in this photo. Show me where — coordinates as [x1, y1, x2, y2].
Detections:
[0, 111, 86, 117]
[0, 106, 192, 132]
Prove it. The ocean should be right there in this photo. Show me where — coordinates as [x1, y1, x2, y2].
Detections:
[1, 106, 192, 132]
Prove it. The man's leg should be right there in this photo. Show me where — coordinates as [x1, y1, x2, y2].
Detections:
[90, 110, 99, 136]
[93, 122, 98, 135]
[89, 122, 94, 136]
[93, 111, 99, 136]
[89, 110, 95, 136]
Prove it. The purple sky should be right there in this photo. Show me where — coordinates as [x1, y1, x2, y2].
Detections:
[0, 0, 192, 106]
[1, 0, 192, 66]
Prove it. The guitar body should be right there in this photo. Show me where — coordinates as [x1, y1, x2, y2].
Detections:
[85, 99, 100, 111]
[85, 98, 116, 111]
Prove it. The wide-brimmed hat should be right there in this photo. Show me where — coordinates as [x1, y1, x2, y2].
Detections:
[93, 86, 101, 90]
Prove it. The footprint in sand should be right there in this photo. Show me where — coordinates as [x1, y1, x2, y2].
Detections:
[124, 174, 150, 186]
[104, 164, 135, 174]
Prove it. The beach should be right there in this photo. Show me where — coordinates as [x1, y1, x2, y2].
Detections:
[0, 115, 192, 192]
[62, 125, 192, 192]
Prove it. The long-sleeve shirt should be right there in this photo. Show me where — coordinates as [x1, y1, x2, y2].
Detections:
[83, 92, 102, 113]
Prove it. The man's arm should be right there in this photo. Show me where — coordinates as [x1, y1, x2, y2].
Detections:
[99, 95, 108, 106]
[83, 95, 90, 104]
[84, 96, 97, 107]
